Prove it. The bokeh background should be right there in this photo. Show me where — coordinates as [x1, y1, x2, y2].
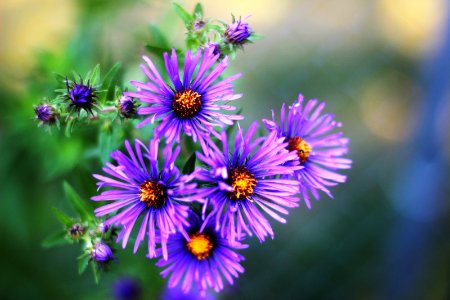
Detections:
[1, 0, 449, 299]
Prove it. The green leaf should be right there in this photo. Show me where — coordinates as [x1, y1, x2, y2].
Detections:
[193, 3, 203, 17]
[87, 64, 101, 86]
[148, 24, 170, 49]
[145, 45, 170, 58]
[63, 181, 92, 222]
[78, 253, 91, 274]
[54, 73, 66, 85]
[173, 3, 193, 26]
[182, 153, 196, 174]
[42, 231, 69, 248]
[51, 207, 73, 227]
[92, 263, 100, 284]
[64, 118, 73, 137]
[101, 62, 122, 102]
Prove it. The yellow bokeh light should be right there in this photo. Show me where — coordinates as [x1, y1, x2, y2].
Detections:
[0, 0, 76, 87]
[377, 0, 446, 56]
[359, 72, 419, 142]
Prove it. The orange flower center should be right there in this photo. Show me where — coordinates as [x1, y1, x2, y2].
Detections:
[172, 89, 202, 118]
[287, 136, 312, 164]
[138, 180, 166, 208]
[186, 232, 214, 260]
[228, 167, 257, 200]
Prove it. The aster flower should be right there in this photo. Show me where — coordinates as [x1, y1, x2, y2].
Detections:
[195, 122, 300, 244]
[125, 47, 243, 151]
[66, 77, 98, 115]
[263, 94, 352, 208]
[224, 17, 252, 45]
[91, 139, 198, 259]
[156, 212, 247, 294]
[34, 103, 57, 125]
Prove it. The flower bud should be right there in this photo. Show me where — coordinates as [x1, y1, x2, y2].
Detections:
[224, 18, 252, 45]
[118, 96, 137, 118]
[91, 242, 114, 262]
[68, 223, 85, 238]
[34, 104, 57, 125]
[98, 222, 109, 233]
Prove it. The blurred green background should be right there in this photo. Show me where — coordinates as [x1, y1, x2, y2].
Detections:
[1, 0, 449, 299]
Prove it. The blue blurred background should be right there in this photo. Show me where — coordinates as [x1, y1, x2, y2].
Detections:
[0, 0, 449, 299]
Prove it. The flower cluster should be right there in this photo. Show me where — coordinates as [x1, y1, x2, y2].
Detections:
[39, 3, 352, 297]
[91, 43, 351, 294]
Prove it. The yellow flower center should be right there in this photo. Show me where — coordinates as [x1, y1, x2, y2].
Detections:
[186, 232, 214, 260]
[228, 167, 257, 200]
[287, 136, 312, 164]
[172, 89, 202, 118]
[138, 180, 166, 208]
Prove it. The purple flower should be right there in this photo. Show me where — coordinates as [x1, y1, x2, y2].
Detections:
[125, 48, 243, 152]
[156, 212, 247, 294]
[263, 94, 352, 208]
[160, 285, 216, 300]
[66, 78, 97, 115]
[224, 18, 252, 44]
[195, 122, 300, 244]
[91, 139, 199, 259]
[34, 103, 57, 125]
[112, 277, 142, 300]
[91, 242, 114, 262]
[118, 96, 138, 118]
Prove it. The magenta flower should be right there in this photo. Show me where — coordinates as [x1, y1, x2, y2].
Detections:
[91, 139, 198, 260]
[263, 94, 352, 208]
[195, 122, 300, 244]
[156, 212, 247, 294]
[125, 47, 243, 151]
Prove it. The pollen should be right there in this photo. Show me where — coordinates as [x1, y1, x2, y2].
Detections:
[138, 180, 166, 208]
[186, 232, 214, 260]
[228, 167, 257, 201]
[172, 89, 202, 118]
[287, 136, 312, 164]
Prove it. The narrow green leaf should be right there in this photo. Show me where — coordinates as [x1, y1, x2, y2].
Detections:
[101, 63, 122, 102]
[88, 64, 101, 86]
[63, 181, 92, 222]
[51, 207, 73, 227]
[148, 24, 170, 49]
[78, 253, 91, 274]
[54, 73, 66, 84]
[193, 3, 203, 17]
[173, 3, 193, 26]
[145, 45, 170, 58]
[182, 153, 196, 174]
[42, 231, 69, 248]
[92, 263, 100, 284]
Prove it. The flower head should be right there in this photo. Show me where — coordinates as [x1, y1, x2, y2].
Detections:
[66, 78, 97, 115]
[34, 103, 57, 125]
[118, 95, 138, 118]
[91, 242, 114, 262]
[195, 122, 300, 244]
[91, 139, 198, 259]
[224, 17, 252, 45]
[156, 212, 247, 294]
[125, 47, 243, 152]
[263, 94, 352, 208]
